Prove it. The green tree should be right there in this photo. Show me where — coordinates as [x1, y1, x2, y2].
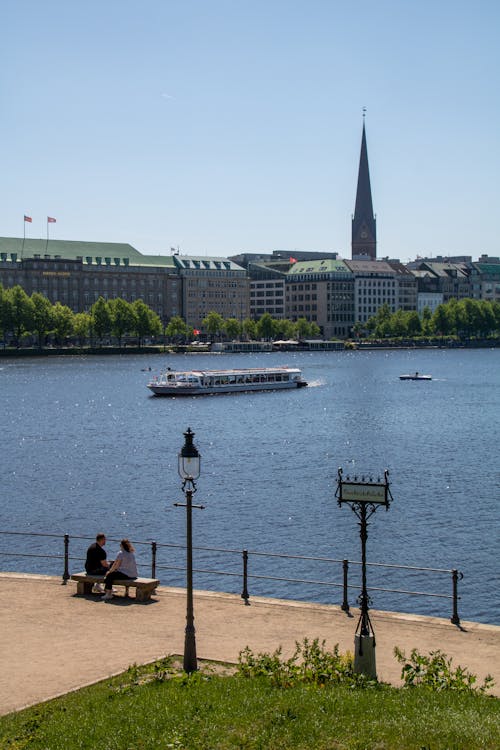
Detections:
[109, 298, 135, 347]
[294, 317, 319, 339]
[132, 299, 162, 346]
[165, 315, 189, 342]
[91, 297, 112, 343]
[51, 302, 74, 345]
[406, 311, 422, 337]
[5, 285, 34, 345]
[421, 306, 433, 336]
[431, 304, 453, 336]
[390, 309, 407, 337]
[274, 318, 296, 340]
[256, 313, 276, 340]
[242, 317, 257, 340]
[203, 311, 225, 340]
[224, 317, 241, 340]
[73, 312, 92, 345]
[491, 301, 500, 333]
[372, 303, 392, 337]
[478, 300, 496, 336]
[31, 292, 53, 349]
[351, 321, 364, 339]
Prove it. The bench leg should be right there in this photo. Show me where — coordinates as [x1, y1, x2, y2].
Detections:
[76, 581, 94, 595]
[136, 588, 152, 602]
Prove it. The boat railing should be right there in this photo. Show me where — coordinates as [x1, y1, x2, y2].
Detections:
[0, 529, 463, 624]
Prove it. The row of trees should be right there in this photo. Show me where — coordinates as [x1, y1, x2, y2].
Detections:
[0, 285, 163, 347]
[363, 299, 500, 340]
[2, 284, 499, 348]
[0, 285, 321, 348]
[166, 311, 321, 343]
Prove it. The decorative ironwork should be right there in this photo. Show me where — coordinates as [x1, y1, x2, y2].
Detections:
[336, 468, 393, 649]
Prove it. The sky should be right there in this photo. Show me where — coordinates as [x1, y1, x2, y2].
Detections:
[1, 0, 499, 262]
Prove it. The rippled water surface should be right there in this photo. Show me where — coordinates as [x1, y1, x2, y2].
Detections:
[1, 348, 498, 624]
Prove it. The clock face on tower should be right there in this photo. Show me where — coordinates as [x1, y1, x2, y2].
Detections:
[360, 230, 368, 239]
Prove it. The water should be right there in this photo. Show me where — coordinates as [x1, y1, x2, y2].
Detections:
[1, 348, 499, 624]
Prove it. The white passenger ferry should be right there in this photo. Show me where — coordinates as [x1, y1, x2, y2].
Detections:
[147, 366, 307, 396]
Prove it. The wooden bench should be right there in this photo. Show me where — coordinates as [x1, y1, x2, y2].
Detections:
[71, 572, 160, 602]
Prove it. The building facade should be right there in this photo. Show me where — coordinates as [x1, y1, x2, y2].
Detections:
[0, 237, 246, 329]
[286, 259, 354, 338]
[173, 255, 249, 328]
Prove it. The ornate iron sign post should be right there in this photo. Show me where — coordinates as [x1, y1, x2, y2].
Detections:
[336, 467, 393, 678]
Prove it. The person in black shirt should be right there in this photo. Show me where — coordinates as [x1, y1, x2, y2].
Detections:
[85, 533, 110, 593]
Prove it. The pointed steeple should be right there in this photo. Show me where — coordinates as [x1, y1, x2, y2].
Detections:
[352, 116, 376, 259]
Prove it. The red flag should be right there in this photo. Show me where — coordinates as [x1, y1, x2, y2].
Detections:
[193, 329, 200, 335]
[24, 215, 32, 223]
[289, 256, 297, 263]
[47, 216, 56, 223]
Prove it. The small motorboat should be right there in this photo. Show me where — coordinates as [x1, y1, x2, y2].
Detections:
[399, 372, 432, 381]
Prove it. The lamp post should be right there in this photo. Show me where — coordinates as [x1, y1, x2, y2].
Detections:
[336, 468, 392, 679]
[174, 427, 204, 673]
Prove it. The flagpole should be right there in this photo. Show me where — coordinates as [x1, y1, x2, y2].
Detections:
[22, 217, 26, 260]
[46, 218, 49, 254]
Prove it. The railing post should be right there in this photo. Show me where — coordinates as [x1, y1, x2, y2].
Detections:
[241, 549, 250, 605]
[151, 541, 157, 578]
[62, 533, 70, 584]
[451, 569, 462, 625]
[341, 559, 350, 612]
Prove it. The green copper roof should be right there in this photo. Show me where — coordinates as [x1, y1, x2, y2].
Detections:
[288, 258, 351, 275]
[473, 263, 500, 275]
[0, 237, 176, 268]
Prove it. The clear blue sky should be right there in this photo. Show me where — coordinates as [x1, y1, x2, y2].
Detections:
[2, 0, 498, 262]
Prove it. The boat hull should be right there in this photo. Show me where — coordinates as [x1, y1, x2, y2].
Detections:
[399, 374, 432, 381]
[148, 380, 307, 396]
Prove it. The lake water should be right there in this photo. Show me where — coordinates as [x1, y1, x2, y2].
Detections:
[1, 347, 499, 624]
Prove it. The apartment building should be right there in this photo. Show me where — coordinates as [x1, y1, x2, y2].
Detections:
[286, 259, 354, 338]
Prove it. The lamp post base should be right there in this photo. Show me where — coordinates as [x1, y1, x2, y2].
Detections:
[354, 635, 377, 680]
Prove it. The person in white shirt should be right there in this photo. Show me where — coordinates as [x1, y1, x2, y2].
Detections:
[103, 539, 138, 600]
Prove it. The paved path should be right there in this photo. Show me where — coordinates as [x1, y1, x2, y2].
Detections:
[1, 573, 499, 716]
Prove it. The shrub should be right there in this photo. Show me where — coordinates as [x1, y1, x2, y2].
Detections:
[237, 637, 378, 688]
[394, 647, 494, 694]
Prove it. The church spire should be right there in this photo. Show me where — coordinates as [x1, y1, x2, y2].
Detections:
[351, 113, 376, 259]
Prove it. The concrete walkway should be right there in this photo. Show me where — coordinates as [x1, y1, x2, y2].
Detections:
[1, 573, 499, 716]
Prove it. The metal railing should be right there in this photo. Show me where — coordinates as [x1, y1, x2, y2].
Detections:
[0, 530, 463, 624]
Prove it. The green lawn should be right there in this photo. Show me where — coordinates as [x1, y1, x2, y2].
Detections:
[1, 660, 498, 750]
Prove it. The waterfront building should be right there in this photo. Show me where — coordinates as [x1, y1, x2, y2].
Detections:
[386, 260, 418, 311]
[172, 254, 249, 329]
[247, 263, 286, 319]
[285, 258, 354, 339]
[469, 257, 500, 301]
[351, 122, 377, 260]
[0, 237, 247, 330]
[410, 260, 471, 304]
[345, 259, 397, 324]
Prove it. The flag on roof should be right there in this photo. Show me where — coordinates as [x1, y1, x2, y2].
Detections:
[24, 215, 32, 223]
[289, 256, 297, 263]
[193, 329, 200, 335]
[47, 216, 56, 223]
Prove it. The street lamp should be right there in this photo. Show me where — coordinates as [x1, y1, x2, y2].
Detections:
[175, 427, 204, 673]
[336, 468, 392, 679]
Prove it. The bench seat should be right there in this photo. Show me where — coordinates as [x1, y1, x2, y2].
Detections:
[71, 572, 159, 602]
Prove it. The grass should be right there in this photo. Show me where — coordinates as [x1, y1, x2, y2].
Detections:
[0, 655, 499, 750]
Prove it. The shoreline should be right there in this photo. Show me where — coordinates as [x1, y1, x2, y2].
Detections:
[1, 339, 499, 358]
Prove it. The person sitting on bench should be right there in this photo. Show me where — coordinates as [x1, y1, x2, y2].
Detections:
[103, 539, 138, 601]
[85, 533, 110, 593]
